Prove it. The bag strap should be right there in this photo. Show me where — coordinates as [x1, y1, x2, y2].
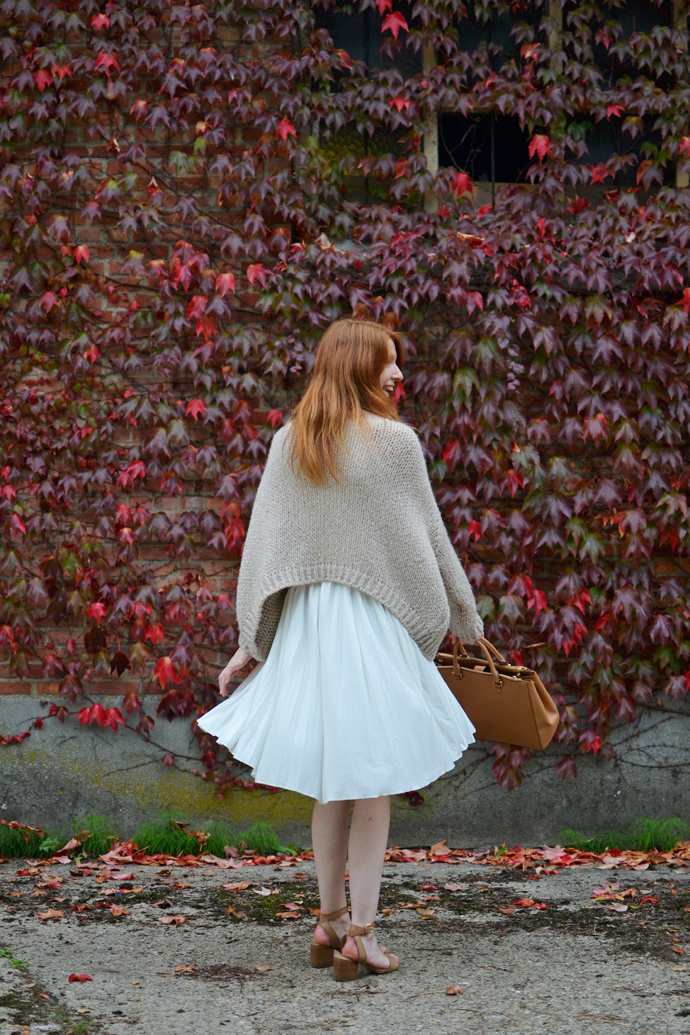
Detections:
[453, 639, 504, 689]
[478, 636, 507, 664]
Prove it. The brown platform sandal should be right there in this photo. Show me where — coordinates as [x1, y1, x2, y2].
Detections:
[333, 922, 399, 981]
[309, 906, 349, 968]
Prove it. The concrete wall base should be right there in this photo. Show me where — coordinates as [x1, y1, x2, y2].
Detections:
[1, 697, 688, 847]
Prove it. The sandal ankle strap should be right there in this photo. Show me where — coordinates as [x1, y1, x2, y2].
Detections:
[348, 921, 375, 936]
[319, 905, 348, 922]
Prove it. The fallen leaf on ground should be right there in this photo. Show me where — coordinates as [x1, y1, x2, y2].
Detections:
[444, 884, 465, 892]
[171, 883, 192, 889]
[308, 907, 321, 916]
[153, 899, 173, 908]
[226, 906, 239, 917]
[446, 985, 462, 995]
[40, 994, 50, 999]
[498, 907, 515, 915]
[221, 881, 252, 892]
[512, 899, 534, 908]
[280, 902, 301, 911]
[70, 904, 91, 913]
[35, 909, 63, 920]
[16, 868, 41, 877]
[672, 947, 684, 955]
[68, 974, 92, 983]
[276, 911, 300, 919]
[533, 903, 549, 910]
[110, 906, 130, 917]
[76, 1008, 90, 1014]
[255, 964, 273, 971]
[397, 902, 425, 910]
[606, 903, 628, 912]
[174, 965, 195, 973]
[381, 908, 395, 915]
[158, 915, 186, 926]
[429, 839, 450, 858]
[416, 907, 437, 918]
[421, 884, 437, 890]
[640, 896, 659, 904]
[253, 886, 278, 897]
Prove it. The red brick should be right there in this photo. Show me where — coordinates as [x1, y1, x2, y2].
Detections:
[0, 682, 31, 695]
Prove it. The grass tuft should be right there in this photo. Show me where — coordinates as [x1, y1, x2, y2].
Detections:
[561, 816, 690, 853]
[237, 820, 291, 856]
[202, 819, 237, 858]
[0, 821, 62, 858]
[73, 814, 118, 857]
[132, 812, 204, 856]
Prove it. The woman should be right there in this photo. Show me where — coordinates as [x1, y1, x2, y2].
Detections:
[199, 319, 483, 980]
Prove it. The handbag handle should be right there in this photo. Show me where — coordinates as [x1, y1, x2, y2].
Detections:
[453, 639, 504, 689]
[478, 636, 507, 664]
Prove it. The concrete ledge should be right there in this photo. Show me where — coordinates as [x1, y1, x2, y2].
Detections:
[0, 696, 689, 845]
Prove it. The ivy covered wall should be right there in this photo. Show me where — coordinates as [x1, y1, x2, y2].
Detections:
[1, 0, 690, 796]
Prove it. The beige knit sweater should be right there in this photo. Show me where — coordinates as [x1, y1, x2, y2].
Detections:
[236, 415, 484, 662]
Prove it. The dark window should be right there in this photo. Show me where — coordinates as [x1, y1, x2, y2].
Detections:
[439, 113, 531, 183]
[584, 116, 674, 187]
[314, 4, 422, 77]
[456, 2, 542, 69]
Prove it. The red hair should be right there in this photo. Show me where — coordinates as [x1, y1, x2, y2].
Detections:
[288, 319, 404, 483]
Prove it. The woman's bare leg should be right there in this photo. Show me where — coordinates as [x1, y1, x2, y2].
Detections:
[311, 799, 351, 946]
[341, 795, 397, 970]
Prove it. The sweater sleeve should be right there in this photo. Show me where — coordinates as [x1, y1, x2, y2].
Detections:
[399, 427, 484, 643]
[234, 432, 288, 661]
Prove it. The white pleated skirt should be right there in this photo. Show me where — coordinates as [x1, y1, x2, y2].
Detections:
[198, 582, 475, 803]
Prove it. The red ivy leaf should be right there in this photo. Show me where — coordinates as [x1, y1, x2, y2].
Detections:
[89, 602, 106, 623]
[528, 135, 552, 161]
[68, 974, 93, 983]
[216, 272, 236, 296]
[95, 51, 120, 77]
[276, 119, 297, 142]
[247, 264, 268, 288]
[381, 11, 408, 37]
[74, 245, 89, 264]
[34, 69, 52, 92]
[153, 656, 181, 689]
[451, 171, 473, 196]
[185, 399, 206, 421]
[375, 0, 393, 12]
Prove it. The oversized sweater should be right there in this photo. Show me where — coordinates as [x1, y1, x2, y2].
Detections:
[235, 415, 484, 662]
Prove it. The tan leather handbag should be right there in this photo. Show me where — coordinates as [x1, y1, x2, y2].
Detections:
[436, 637, 559, 750]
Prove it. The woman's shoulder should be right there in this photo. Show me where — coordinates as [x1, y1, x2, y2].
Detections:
[363, 414, 418, 441]
[362, 415, 421, 457]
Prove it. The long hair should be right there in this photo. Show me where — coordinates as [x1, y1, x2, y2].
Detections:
[288, 319, 404, 484]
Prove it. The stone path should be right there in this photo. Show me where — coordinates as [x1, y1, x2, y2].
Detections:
[0, 857, 689, 1034]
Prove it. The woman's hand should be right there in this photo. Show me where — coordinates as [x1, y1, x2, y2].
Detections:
[218, 647, 253, 696]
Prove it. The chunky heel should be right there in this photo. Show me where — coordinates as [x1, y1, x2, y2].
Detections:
[309, 905, 348, 969]
[334, 922, 399, 980]
[310, 942, 334, 968]
[333, 951, 359, 982]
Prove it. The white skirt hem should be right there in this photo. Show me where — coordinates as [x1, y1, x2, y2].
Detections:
[198, 581, 475, 804]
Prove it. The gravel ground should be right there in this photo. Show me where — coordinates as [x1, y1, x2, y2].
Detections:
[1, 856, 689, 1034]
